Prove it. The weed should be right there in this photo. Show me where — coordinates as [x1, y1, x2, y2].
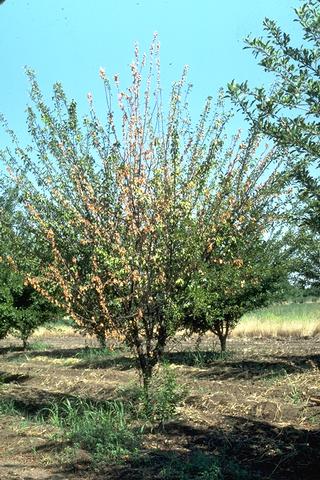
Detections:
[156, 450, 251, 480]
[190, 350, 213, 367]
[6, 353, 30, 363]
[27, 341, 53, 351]
[263, 368, 288, 384]
[288, 385, 303, 405]
[75, 346, 115, 361]
[123, 364, 186, 429]
[40, 399, 140, 466]
[0, 398, 20, 416]
[146, 364, 185, 428]
[116, 364, 186, 429]
[307, 413, 320, 425]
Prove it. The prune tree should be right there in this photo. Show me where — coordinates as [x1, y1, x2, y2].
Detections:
[0, 184, 60, 347]
[0, 38, 287, 387]
[183, 133, 288, 351]
[0, 268, 56, 349]
[185, 238, 288, 352]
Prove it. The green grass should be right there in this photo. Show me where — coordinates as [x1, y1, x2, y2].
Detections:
[0, 398, 20, 416]
[0, 396, 140, 466]
[75, 346, 115, 361]
[233, 301, 320, 338]
[154, 450, 252, 480]
[27, 341, 53, 351]
[40, 399, 140, 465]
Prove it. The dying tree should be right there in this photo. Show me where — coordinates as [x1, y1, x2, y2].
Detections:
[0, 37, 287, 386]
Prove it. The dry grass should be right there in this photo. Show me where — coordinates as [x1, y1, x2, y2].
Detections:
[233, 301, 320, 338]
[32, 324, 76, 337]
[17, 301, 320, 342]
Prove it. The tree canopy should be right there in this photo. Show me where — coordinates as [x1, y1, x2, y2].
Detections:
[228, 0, 319, 233]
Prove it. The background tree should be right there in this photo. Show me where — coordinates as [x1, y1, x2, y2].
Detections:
[285, 227, 320, 297]
[185, 239, 288, 352]
[183, 133, 288, 351]
[0, 183, 60, 348]
[0, 265, 14, 340]
[227, 0, 319, 232]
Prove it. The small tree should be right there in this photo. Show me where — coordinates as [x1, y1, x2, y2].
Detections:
[12, 282, 59, 349]
[0, 265, 15, 340]
[0, 184, 60, 348]
[182, 132, 288, 351]
[1, 38, 287, 387]
[0, 271, 57, 349]
[185, 238, 288, 352]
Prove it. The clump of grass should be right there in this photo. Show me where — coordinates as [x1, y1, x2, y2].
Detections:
[27, 341, 53, 351]
[156, 450, 251, 480]
[233, 302, 320, 338]
[75, 346, 115, 361]
[0, 398, 20, 416]
[263, 368, 288, 384]
[41, 399, 140, 466]
[288, 385, 303, 405]
[189, 349, 233, 367]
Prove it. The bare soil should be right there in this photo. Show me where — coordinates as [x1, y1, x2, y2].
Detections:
[0, 334, 320, 479]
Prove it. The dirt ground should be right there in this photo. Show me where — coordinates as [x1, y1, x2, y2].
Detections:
[0, 334, 320, 480]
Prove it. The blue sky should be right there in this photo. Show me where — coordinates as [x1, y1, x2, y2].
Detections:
[0, 0, 300, 145]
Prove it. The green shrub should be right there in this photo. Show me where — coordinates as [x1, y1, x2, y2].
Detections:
[122, 364, 185, 429]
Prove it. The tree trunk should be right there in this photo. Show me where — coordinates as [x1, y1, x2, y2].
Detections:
[97, 331, 107, 348]
[218, 334, 227, 353]
[141, 363, 153, 393]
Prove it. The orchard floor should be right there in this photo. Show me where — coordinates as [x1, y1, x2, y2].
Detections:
[0, 333, 320, 480]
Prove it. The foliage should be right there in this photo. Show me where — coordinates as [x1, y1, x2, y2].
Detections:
[228, 0, 319, 161]
[227, 0, 320, 236]
[182, 142, 289, 350]
[12, 286, 59, 348]
[0, 267, 58, 348]
[285, 228, 320, 292]
[227, 0, 320, 307]
[0, 265, 14, 339]
[0, 37, 288, 385]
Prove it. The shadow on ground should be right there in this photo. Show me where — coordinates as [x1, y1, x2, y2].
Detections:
[16, 415, 320, 480]
[0, 371, 30, 384]
[137, 416, 320, 480]
[165, 351, 320, 380]
[1, 346, 136, 370]
[0, 386, 116, 416]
